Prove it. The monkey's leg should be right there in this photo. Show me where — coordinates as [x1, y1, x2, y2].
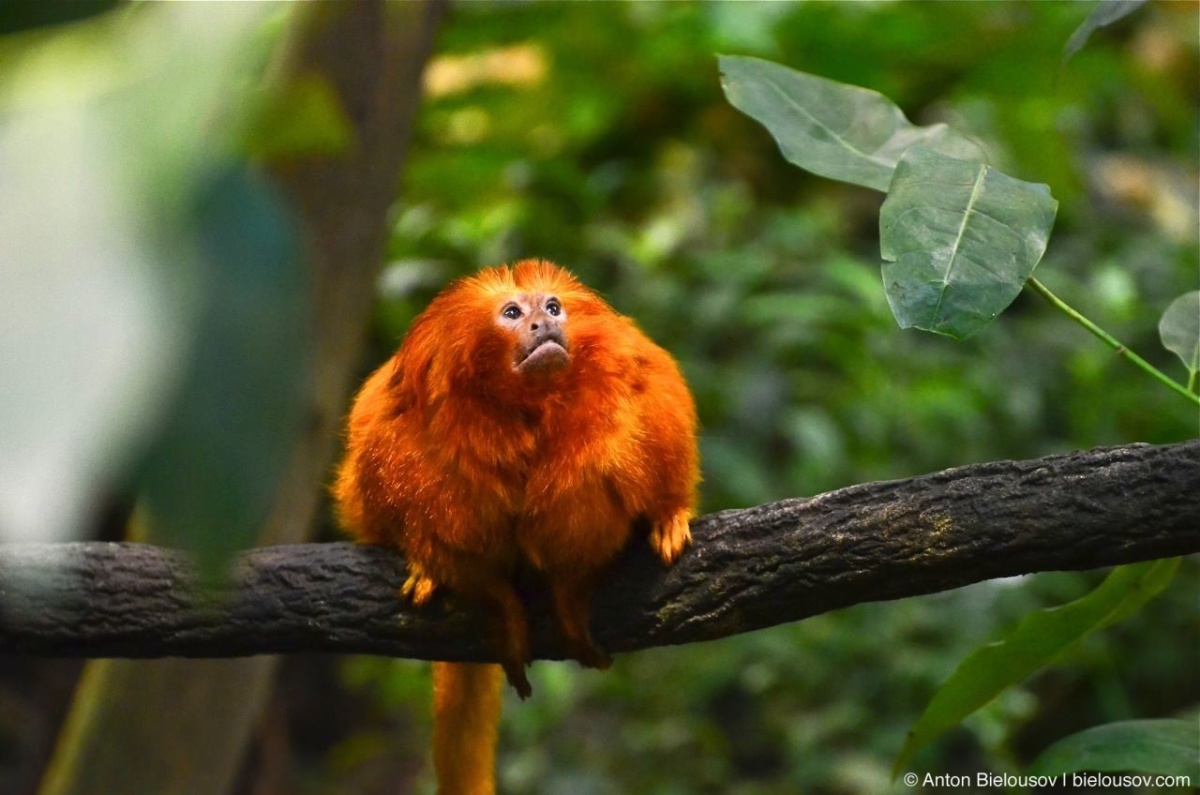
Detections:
[464, 577, 533, 699]
[549, 577, 611, 671]
[421, 542, 533, 698]
[491, 583, 532, 698]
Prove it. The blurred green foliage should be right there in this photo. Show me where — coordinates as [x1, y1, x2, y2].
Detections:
[8, 1, 1188, 793]
[0, 4, 310, 571]
[323, 2, 1200, 794]
[895, 559, 1182, 777]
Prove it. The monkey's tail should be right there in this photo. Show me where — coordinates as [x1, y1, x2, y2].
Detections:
[432, 661, 504, 795]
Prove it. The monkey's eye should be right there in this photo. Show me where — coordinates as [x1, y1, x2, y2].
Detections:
[502, 305, 522, 320]
[546, 300, 562, 316]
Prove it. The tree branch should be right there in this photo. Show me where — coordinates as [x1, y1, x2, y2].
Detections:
[3, 442, 1197, 662]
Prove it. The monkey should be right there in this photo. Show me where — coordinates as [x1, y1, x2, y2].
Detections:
[333, 259, 699, 794]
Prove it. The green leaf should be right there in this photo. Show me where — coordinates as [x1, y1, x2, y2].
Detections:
[1158, 291, 1200, 380]
[1062, 1, 1147, 67]
[136, 165, 310, 577]
[893, 559, 1179, 778]
[1029, 718, 1199, 779]
[0, 4, 284, 547]
[879, 146, 1058, 340]
[718, 54, 983, 192]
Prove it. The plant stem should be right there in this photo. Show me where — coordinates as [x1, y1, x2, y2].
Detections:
[1026, 277, 1200, 407]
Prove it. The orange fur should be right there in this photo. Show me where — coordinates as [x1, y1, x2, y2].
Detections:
[334, 260, 699, 794]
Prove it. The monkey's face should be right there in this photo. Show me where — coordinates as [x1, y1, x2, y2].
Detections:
[496, 291, 570, 377]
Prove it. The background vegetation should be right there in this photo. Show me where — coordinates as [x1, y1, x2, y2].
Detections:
[1, 3, 1195, 794]
[322, 4, 1197, 794]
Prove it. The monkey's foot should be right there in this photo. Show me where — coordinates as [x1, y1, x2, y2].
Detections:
[650, 510, 692, 565]
[503, 661, 532, 700]
[400, 570, 436, 606]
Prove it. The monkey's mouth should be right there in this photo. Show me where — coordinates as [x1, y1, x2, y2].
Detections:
[515, 337, 569, 374]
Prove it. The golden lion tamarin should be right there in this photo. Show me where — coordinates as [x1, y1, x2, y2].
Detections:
[334, 260, 699, 794]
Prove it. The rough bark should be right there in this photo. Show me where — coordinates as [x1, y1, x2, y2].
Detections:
[5, 441, 1197, 663]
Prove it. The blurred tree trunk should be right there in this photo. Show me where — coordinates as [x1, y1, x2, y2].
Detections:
[37, 3, 444, 794]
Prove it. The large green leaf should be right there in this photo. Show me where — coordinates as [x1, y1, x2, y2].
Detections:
[893, 559, 1179, 778]
[0, 5, 308, 576]
[135, 165, 309, 576]
[1028, 718, 1199, 779]
[1158, 291, 1200, 381]
[718, 54, 982, 192]
[0, 4, 284, 547]
[879, 146, 1058, 340]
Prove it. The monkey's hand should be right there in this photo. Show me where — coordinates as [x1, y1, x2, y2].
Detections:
[649, 509, 692, 566]
[400, 564, 437, 606]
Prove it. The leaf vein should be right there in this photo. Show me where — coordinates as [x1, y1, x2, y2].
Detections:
[933, 164, 989, 326]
